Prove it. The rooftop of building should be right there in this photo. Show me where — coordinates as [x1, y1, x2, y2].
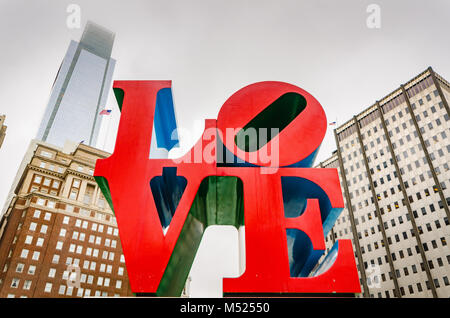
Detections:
[317, 66, 449, 165]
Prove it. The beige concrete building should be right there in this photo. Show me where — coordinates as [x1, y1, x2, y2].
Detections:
[317, 67, 450, 298]
[0, 141, 133, 297]
[0, 115, 6, 149]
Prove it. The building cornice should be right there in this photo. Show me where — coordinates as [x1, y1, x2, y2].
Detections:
[14, 192, 116, 226]
[336, 67, 446, 140]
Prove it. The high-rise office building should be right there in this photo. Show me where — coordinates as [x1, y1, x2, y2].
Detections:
[0, 142, 132, 297]
[317, 67, 450, 298]
[0, 115, 6, 149]
[36, 21, 115, 148]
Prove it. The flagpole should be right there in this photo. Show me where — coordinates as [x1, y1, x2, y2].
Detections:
[103, 112, 112, 150]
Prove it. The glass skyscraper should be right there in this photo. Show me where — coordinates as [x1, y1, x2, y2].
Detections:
[36, 21, 115, 148]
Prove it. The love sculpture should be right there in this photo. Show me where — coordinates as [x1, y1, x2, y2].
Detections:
[94, 80, 361, 296]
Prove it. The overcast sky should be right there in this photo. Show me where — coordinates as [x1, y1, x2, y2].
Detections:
[0, 0, 449, 297]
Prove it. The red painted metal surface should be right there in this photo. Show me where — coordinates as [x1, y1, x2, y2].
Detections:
[217, 81, 327, 167]
[94, 80, 361, 295]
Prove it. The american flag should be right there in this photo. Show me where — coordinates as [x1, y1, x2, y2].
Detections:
[99, 109, 112, 115]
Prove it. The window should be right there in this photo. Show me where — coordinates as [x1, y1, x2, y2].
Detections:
[11, 278, 20, 288]
[69, 244, 76, 253]
[63, 216, 70, 225]
[58, 285, 66, 295]
[16, 263, 24, 273]
[48, 268, 56, 278]
[84, 184, 95, 205]
[40, 224, 48, 234]
[32, 251, 40, 261]
[23, 280, 32, 290]
[60, 228, 67, 237]
[34, 175, 43, 184]
[56, 241, 63, 250]
[116, 280, 122, 289]
[43, 178, 51, 187]
[36, 238, 44, 247]
[28, 265, 36, 275]
[44, 283, 52, 293]
[29, 222, 37, 231]
[97, 277, 104, 286]
[25, 235, 33, 245]
[98, 197, 106, 208]
[69, 190, 78, 200]
[20, 249, 29, 259]
[52, 180, 60, 189]
[80, 274, 87, 284]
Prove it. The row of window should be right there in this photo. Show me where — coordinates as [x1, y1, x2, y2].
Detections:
[62, 229, 118, 248]
[370, 276, 448, 298]
[364, 257, 450, 287]
[360, 234, 448, 255]
[338, 86, 442, 146]
[349, 180, 446, 217]
[342, 104, 447, 166]
[10, 276, 123, 292]
[62, 215, 119, 236]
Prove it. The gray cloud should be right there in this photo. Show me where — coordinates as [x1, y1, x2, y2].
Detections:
[0, 0, 449, 297]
